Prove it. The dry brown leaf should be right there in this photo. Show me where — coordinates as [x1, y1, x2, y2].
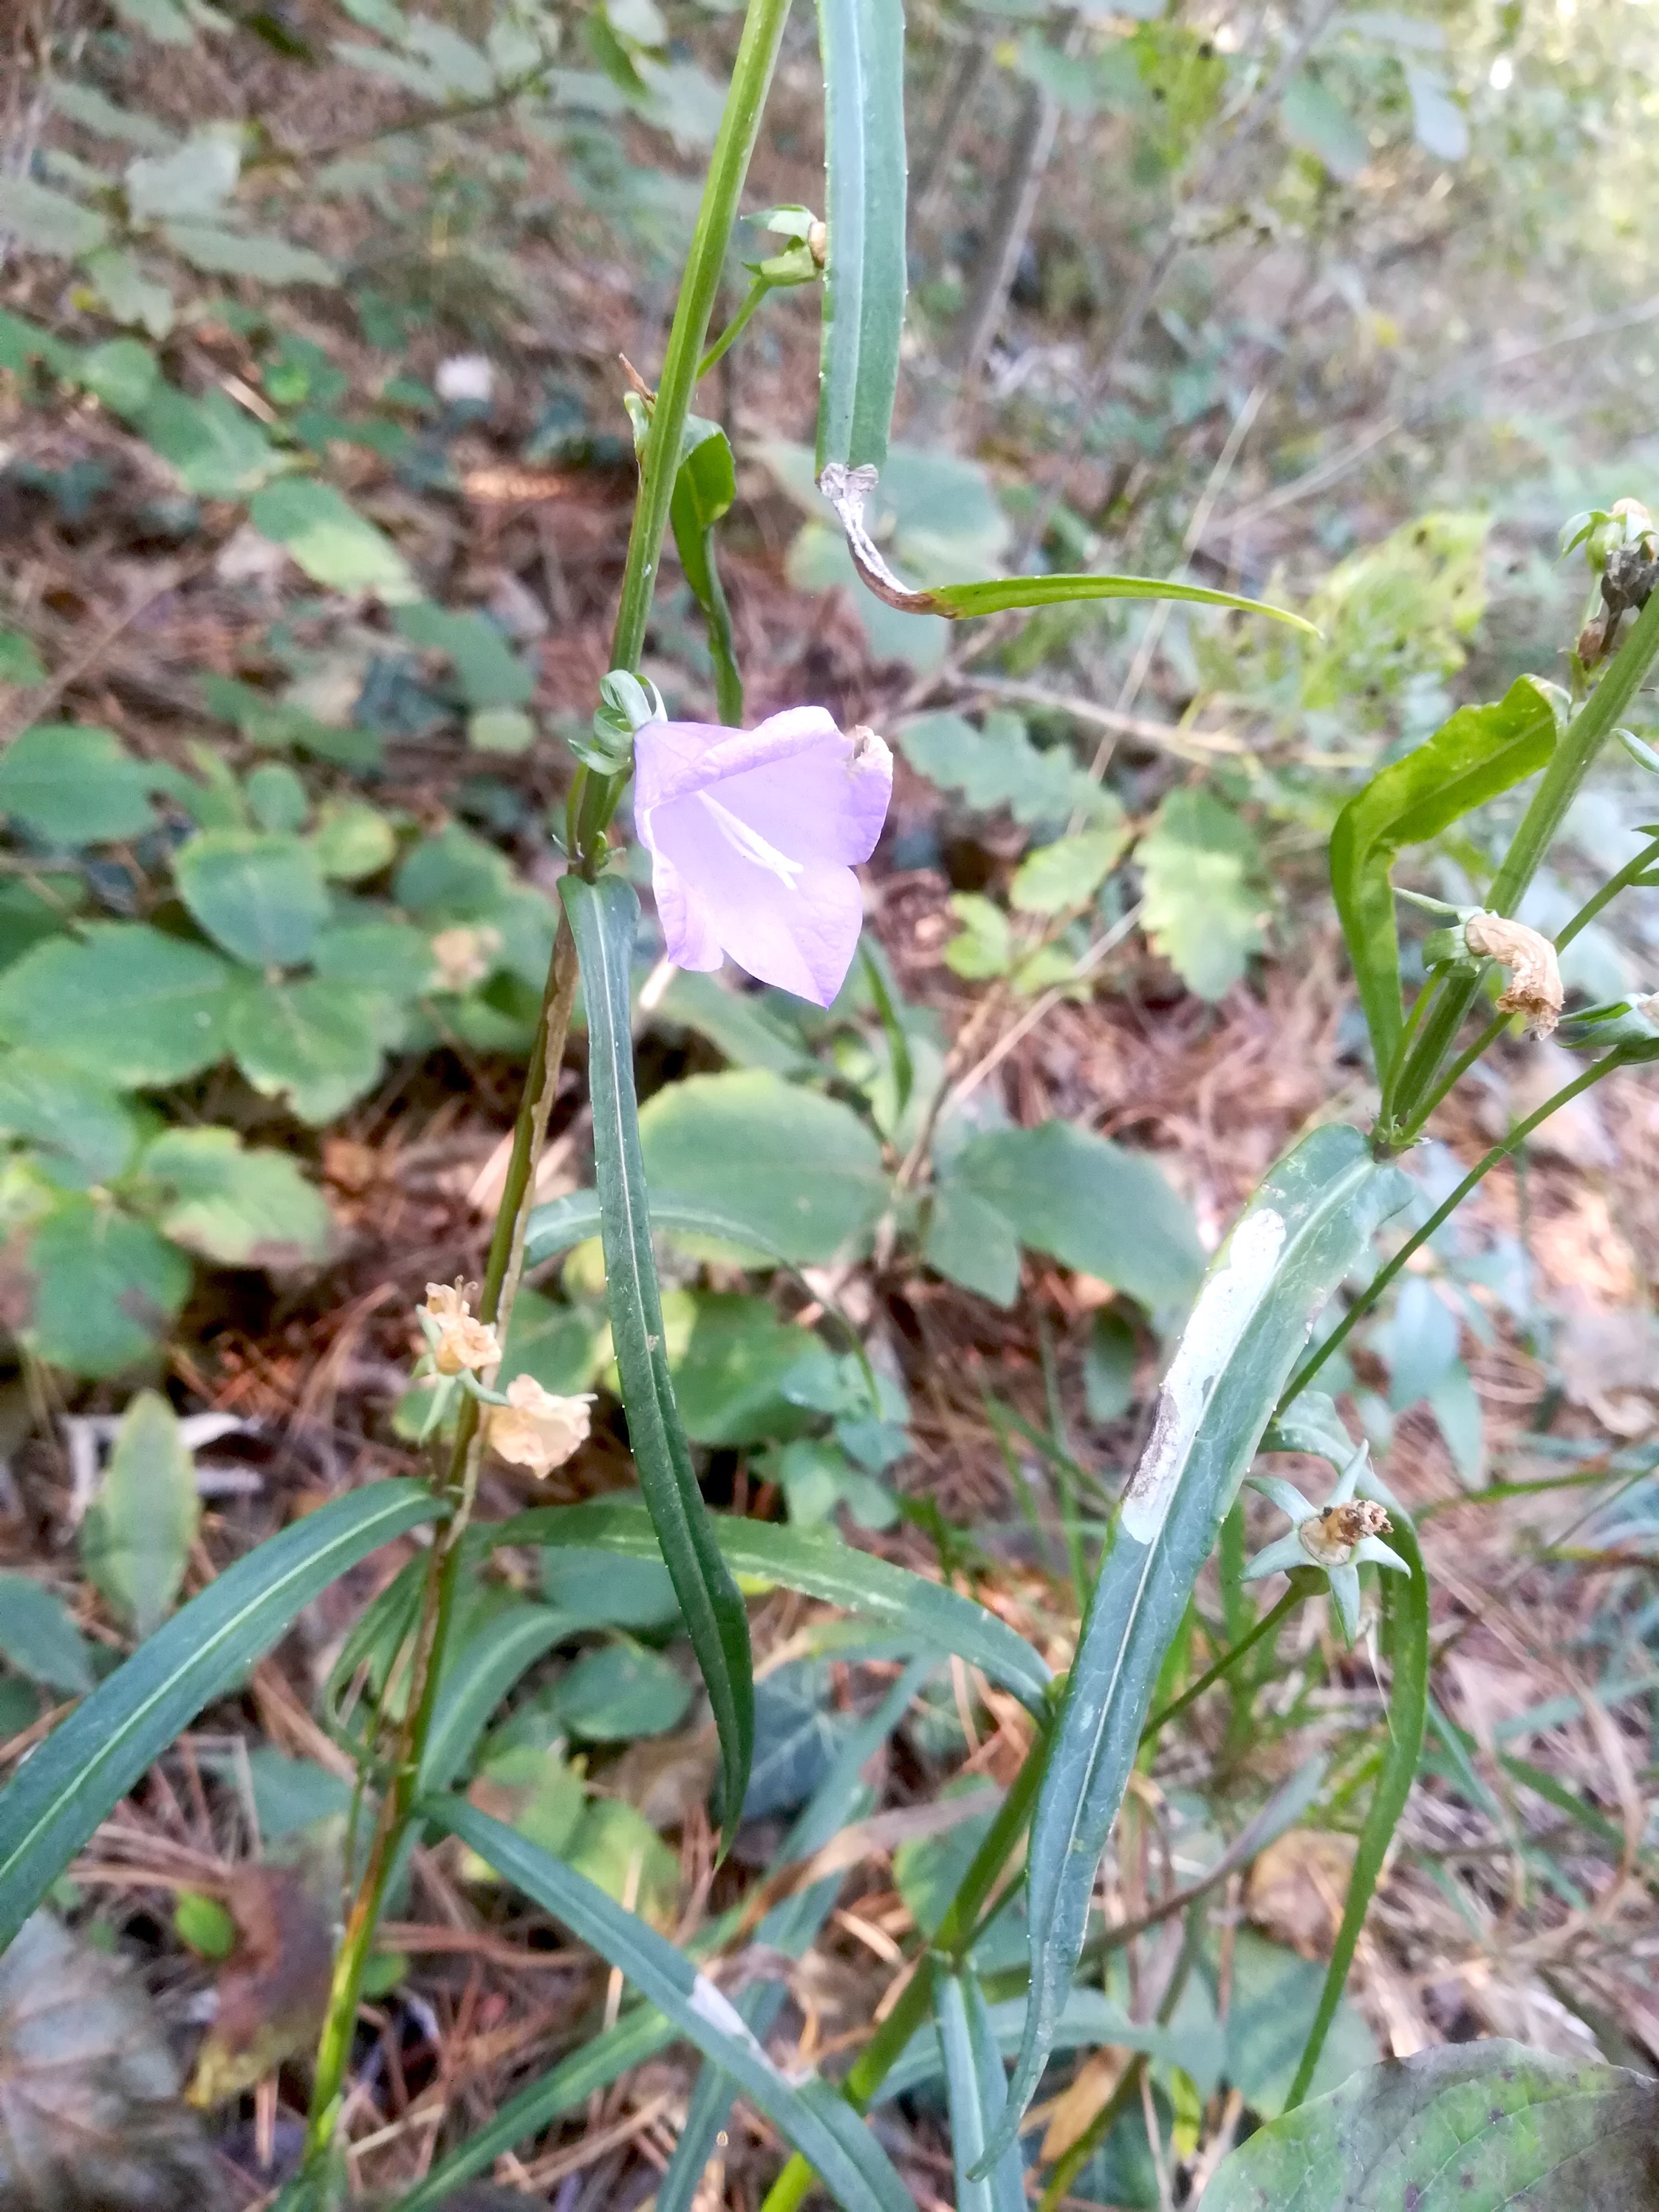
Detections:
[1245, 1828, 1358, 1960]
[186, 1867, 334, 2109]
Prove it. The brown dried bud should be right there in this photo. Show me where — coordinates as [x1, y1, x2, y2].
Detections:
[1463, 912, 1564, 1039]
[807, 218, 828, 269]
[483, 1374, 593, 1477]
[1578, 617, 1607, 666]
[424, 1280, 501, 1375]
[1299, 1498, 1392, 1568]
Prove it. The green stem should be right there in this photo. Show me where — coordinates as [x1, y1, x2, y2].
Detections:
[1140, 1583, 1305, 1742]
[1282, 1051, 1626, 1416]
[1395, 1009, 1508, 1145]
[1556, 830, 1659, 952]
[757, 1727, 1051, 2212]
[609, 0, 791, 683]
[1375, 967, 1439, 1136]
[303, 924, 581, 2163]
[698, 275, 773, 379]
[1285, 1516, 1429, 2108]
[1389, 587, 1659, 1129]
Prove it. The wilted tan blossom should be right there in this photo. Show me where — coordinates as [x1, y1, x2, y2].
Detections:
[1463, 912, 1564, 1039]
[429, 924, 503, 994]
[483, 1374, 592, 1476]
[424, 1280, 500, 1375]
[1299, 1498, 1392, 1568]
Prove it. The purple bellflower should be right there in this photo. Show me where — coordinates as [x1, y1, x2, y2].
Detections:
[634, 707, 892, 1007]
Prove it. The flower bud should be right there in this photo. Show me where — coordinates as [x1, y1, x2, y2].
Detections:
[482, 1373, 593, 1476]
[423, 1280, 500, 1376]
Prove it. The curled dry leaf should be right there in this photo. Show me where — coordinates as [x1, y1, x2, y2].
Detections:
[0, 1912, 222, 2211]
[186, 1866, 334, 2109]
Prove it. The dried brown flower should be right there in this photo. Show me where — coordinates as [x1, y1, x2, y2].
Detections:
[483, 1374, 593, 1476]
[1463, 912, 1564, 1039]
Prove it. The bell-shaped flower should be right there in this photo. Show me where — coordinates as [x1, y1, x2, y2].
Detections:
[421, 1280, 500, 1376]
[634, 708, 892, 1008]
[1242, 1438, 1406, 1642]
[483, 1374, 594, 1477]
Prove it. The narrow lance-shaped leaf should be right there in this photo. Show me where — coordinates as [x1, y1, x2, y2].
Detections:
[497, 1498, 1051, 1714]
[976, 1126, 1410, 2172]
[814, 0, 906, 473]
[936, 1968, 1026, 2212]
[1330, 673, 1563, 1074]
[671, 416, 743, 726]
[656, 1659, 935, 2212]
[0, 1480, 438, 1948]
[560, 873, 754, 1840]
[817, 464, 1316, 632]
[424, 1798, 917, 2212]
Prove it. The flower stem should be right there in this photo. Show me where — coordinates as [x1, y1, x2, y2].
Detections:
[1388, 587, 1659, 1130]
[1140, 1583, 1305, 1741]
[302, 924, 581, 2166]
[1282, 1050, 1627, 1416]
[698, 275, 773, 380]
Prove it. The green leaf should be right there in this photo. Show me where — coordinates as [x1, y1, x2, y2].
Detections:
[468, 706, 534, 753]
[249, 479, 419, 603]
[0, 1574, 95, 1695]
[923, 1180, 1022, 1307]
[1403, 62, 1468, 165]
[0, 629, 47, 687]
[942, 1122, 1204, 1316]
[51, 81, 178, 152]
[1197, 2041, 1659, 2211]
[539, 1546, 680, 1631]
[393, 601, 535, 709]
[420, 1605, 571, 1796]
[0, 1479, 437, 1949]
[1009, 828, 1128, 916]
[564, 1798, 680, 1922]
[312, 918, 431, 998]
[637, 1070, 887, 1263]
[175, 1890, 236, 1957]
[394, 822, 513, 919]
[670, 415, 742, 724]
[394, 2009, 677, 2212]
[1330, 675, 1561, 1075]
[423, 1797, 919, 2212]
[813, 0, 906, 474]
[499, 1499, 1053, 1714]
[897, 711, 1117, 828]
[227, 975, 386, 1122]
[23, 1201, 191, 1375]
[313, 800, 396, 881]
[1279, 72, 1369, 180]
[0, 1056, 137, 1189]
[245, 762, 309, 833]
[0, 924, 233, 1084]
[499, 1288, 602, 1399]
[0, 723, 156, 844]
[936, 1968, 1025, 2212]
[561, 873, 753, 1847]
[125, 135, 239, 222]
[174, 828, 329, 968]
[528, 1186, 841, 1278]
[78, 337, 160, 416]
[928, 572, 1317, 629]
[81, 248, 175, 338]
[653, 970, 814, 1075]
[660, 1290, 834, 1447]
[0, 176, 108, 258]
[140, 1126, 332, 1267]
[134, 384, 278, 498]
[163, 223, 337, 285]
[111, 0, 196, 41]
[980, 1127, 1409, 2170]
[943, 892, 1011, 980]
[553, 1642, 694, 1740]
[83, 1390, 198, 1639]
[1139, 788, 1268, 1001]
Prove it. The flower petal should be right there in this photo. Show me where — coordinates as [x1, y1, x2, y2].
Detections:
[1245, 1473, 1316, 1524]
[1330, 1438, 1371, 1505]
[646, 797, 863, 1005]
[646, 840, 723, 972]
[1241, 1532, 1309, 1581]
[1327, 1563, 1361, 1642]
[1355, 1535, 1409, 1574]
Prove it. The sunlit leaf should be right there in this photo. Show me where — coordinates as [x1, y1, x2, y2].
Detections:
[83, 1391, 198, 1638]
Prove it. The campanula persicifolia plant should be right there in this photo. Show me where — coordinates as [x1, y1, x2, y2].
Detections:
[6, 7, 1659, 2209]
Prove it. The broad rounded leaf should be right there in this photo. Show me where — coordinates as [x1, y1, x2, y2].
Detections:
[140, 1126, 332, 1267]
[227, 975, 386, 1123]
[0, 177, 107, 258]
[174, 828, 329, 967]
[134, 386, 278, 499]
[83, 1390, 197, 1638]
[313, 801, 397, 881]
[124, 135, 239, 222]
[163, 223, 337, 285]
[946, 1122, 1204, 1315]
[0, 924, 236, 1085]
[0, 1053, 139, 1189]
[0, 723, 155, 845]
[1198, 2041, 1659, 2211]
[249, 478, 419, 602]
[553, 1643, 694, 1741]
[638, 1070, 887, 1263]
[0, 1575, 95, 1695]
[1139, 788, 1268, 1003]
[21, 1201, 191, 1376]
[77, 338, 159, 417]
